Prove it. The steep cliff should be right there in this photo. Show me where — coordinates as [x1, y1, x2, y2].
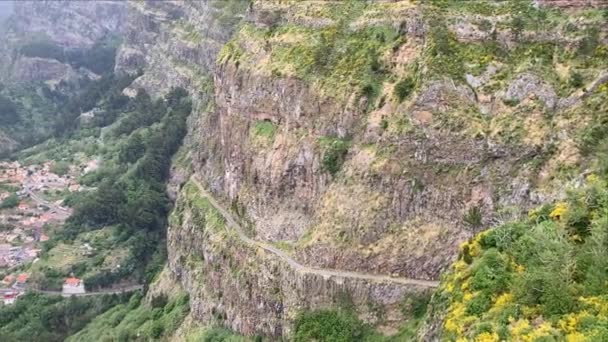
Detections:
[1, 0, 126, 84]
[112, 0, 608, 338]
[116, 0, 246, 97]
[2, 0, 605, 340]
[0, 1, 127, 155]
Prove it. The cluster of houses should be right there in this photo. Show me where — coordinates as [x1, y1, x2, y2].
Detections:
[0, 161, 77, 269]
[1, 273, 28, 305]
[0, 160, 94, 199]
[0, 160, 100, 305]
[0, 243, 41, 268]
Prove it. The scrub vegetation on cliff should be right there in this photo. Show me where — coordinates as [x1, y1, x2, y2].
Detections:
[435, 175, 608, 341]
[67, 291, 190, 341]
[0, 292, 131, 342]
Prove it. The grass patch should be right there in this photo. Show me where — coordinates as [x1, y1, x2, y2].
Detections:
[184, 182, 226, 232]
[250, 120, 277, 146]
[319, 136, 351, 175]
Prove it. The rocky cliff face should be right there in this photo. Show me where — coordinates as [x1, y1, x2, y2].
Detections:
[111, 0, 608, 338]
[0, 0, 126, 84]
[116, 0, 246, 98]
[12, 0, 125, 48]
[2, 0, 597, 339]
[168, 181, 428, 337]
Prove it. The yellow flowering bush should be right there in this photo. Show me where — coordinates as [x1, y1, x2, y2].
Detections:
[438, 178, 608, 341]
[549, 202, 568, 220]
[474, 331, 499, 342]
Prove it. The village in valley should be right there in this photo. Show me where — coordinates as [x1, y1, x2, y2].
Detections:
[0, 160, 97, 304]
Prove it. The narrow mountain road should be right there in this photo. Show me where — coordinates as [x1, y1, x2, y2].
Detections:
[23, 178, 71, 218]
[29, 285, 144, 297]
[191, 178, 440, 288]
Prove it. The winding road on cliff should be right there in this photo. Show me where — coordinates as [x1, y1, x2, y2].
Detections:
[191, 178, 440, 288]
[31, 285, 144, 297]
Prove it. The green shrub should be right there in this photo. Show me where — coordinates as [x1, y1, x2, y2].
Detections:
[151, 294, 168, 309]
[466, 293, 492, 316]
[569, 72, 584, 88]
[361, 83, 378, 99]
[426, 22, 464, 79]
[187, 326, 247, 342]
[402, 292, 432, 319]
[579, 28, 599, 56]
[463, 206, 483, 229]
[394, 78, 415, 102]
[251, 120, 277, 142]
[477, 19, 493, 33]
[510, 16, 525, 41]
[461, 244, 473, 264]
[502, 98, 520, 107]
[0, 193, 19, 209]
[470, 249, 510, 293]
[319, 137, 350, 175]
[50, 161, 70, 176]
[150, 321, 164, 338]
[293, 309, 368, 342]
[380, 118, 389, 130]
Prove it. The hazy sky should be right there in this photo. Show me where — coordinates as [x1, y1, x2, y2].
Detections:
[0, 1, 13, 21]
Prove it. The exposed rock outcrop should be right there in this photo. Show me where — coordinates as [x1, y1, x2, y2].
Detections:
[0, 0, 126, 83]
[113, 0, 608, 338]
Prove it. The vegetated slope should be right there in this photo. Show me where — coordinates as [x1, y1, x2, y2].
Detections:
[0, 86, 194, 340]
[30, 88, 192, 290]
[0, 1, 125, 155]
[0, 292, 131, 342]
[417, 4, 608, 340]
[429, 173, 608, 341]
[158, 0, 608, 337]
[0, 0, 125, 84]
[67, 268, 191, 342]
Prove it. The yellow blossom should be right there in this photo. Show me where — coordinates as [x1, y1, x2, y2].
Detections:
[524, 322, 556, 341]
[579, 296, 608, 315]
[559, 313, 579, 333]
[550, 202, 569, 220]
[454, 259, 468, 272]
[522, 306, 540, 317]
[445, 317, 461, 335]
[570, 234, 582, 242]
[494, 293, 513, 308]
[566, 332, 588, 342]
[586, 174, 599, 183]
[475, 332, 499, 342]
[510, 319, 531, 336]
[468, 240, 482, 258]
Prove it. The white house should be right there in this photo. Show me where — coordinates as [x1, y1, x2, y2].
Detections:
[62, 277, 86, 296]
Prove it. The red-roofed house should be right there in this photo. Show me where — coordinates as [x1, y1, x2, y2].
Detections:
[14, 273, 28, 288]
[62, 277, 85, 296]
